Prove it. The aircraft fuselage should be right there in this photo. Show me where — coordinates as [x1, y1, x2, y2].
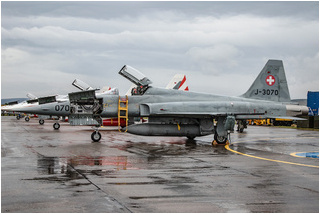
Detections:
[99, 87, 301, 119]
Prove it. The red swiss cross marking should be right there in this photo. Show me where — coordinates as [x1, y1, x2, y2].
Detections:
[266, 75, 275, 86]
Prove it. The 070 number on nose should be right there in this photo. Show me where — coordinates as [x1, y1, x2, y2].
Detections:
[55, 105, 70, 111]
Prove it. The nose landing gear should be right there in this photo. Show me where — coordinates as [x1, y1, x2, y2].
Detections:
[91, 126, 102, 142]
[53, 122, 60, 130]
[39, 119, 45, 125]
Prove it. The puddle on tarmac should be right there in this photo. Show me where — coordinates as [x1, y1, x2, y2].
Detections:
[24, 154, 137, 186]
[28, 139, 230, 186]
[68, 155, 131, 169]
[36, 155, 134, 174]
[23, 157, 82, 183]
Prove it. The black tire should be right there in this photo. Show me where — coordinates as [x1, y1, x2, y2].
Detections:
[214, 133, 227, 144]
[53, 123, 60, 130]
[16, 115, 20, 120]
[39, 119, 45, 125]
[25, 117, 30, 122]
[91, 131, 101, 142]
[187, 136, 196, 140]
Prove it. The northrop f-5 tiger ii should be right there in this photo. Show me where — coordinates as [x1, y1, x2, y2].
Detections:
[68, 60, 308, 143]
[5, 75, 189, 130]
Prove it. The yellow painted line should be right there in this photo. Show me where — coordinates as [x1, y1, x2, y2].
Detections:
[225, 143, 319, 168]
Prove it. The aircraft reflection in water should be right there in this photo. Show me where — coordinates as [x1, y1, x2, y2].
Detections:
[68, 60, 308, 144]
[68, 156, 130, 170]
[37, 155, 131, 176]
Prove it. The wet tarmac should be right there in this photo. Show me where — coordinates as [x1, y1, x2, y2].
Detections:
[1, 116, 319, 212]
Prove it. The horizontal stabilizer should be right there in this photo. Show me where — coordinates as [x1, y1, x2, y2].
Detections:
[269, 116, 307, 121]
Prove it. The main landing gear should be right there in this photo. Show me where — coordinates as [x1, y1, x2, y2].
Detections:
[214, 133, 228, 144]
[212, 115, 235, 145]
[212, 131, 231, 145]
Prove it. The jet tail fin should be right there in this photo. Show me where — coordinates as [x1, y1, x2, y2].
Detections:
[241, 60, 291, 102]
[166, 74, 189, 91]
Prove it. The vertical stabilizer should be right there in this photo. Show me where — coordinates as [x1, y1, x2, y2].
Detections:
[166, 74, 189, 91]
[241, 60, 291, 102]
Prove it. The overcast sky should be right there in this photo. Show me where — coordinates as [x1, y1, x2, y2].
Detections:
[1, 1, 319, 99]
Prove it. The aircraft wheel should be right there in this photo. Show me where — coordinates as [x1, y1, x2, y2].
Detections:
[214, 134, 227, 144]
[187, 136, 196, 140]
[25, 117, 30, 122]
[91, 131, 101, 142]
[39, 119, 45, 125]
[53, 122, 60, 130]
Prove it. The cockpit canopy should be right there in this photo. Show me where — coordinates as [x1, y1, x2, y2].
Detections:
[72, 79, 94, 91]
[118, 65, 152, 87]
[119, 65, 153, 96]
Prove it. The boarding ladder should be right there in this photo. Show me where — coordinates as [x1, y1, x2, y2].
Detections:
[118, 95, 128, 132]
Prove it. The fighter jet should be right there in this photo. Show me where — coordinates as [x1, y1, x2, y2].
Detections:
[3, 78, 106, 128]
[68, 60, 308, 143]
[7, 74, 189, 130]
[1, 94, 39, 120]
[6, 88, 118, 130]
